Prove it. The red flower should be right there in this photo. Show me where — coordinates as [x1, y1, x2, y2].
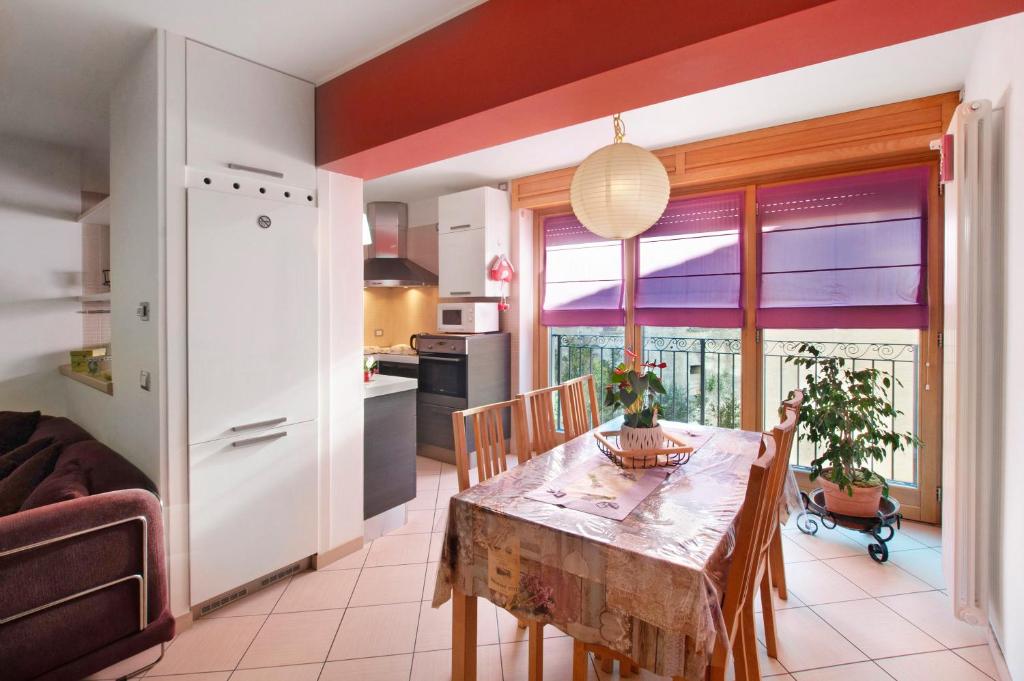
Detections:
[624, 349, 638, 360]
[613, 367, 624, 375]
[658, 362, 667, 369]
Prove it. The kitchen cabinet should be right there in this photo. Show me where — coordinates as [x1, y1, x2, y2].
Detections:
[186, 41, 315, 190]
[364, 379, 416, 519]
[189, 420, 316, 604]
[437, 187, 510, 298]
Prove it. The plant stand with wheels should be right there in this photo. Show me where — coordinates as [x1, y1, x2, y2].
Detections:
[797, 489, 903, 563]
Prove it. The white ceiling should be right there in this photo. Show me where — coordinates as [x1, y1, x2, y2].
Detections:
[364, 22, 986, 205]
[0, 0, 481, 156]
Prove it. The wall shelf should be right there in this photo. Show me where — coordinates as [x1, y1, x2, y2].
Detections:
[59, 364, 113, 395]
[78, 196, 110, 225]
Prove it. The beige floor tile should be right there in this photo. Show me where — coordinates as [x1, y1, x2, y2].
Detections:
[888, 548, 945, 589]
[791, 661, 893, 680]
[756, 640, 791, 677]
[501, 636, 599, 681]
[321, 654, 413, 681]
[769, 608, 867, 672]
[780, 535, 817, 564]
[408, 487, 440, 510]
[237, 610, 344, 669]
[436, 488, 458, 509]
[228, 662, 323, 681]
[429, 531, 446, 562]
[877, 650, 991, 681]
[328, 602, 420, 660]
[388, 508, 438, 535]
[838, 526, 927, 553]
[411, 645, 505, 681]
[147, 674, 232, 681]
[755, 584, 806, 613]
[351, 563, 427, 606]
[365, 533, 432, 566]
[417, 456, 443, 475]
[418, 473, 441, 491]
[823, 556, 931, 597]
[273, 569, 358, 613]
[899, 521, 942, 548]
[85, 646, 165, 679]
[433, 507, 448, 532]
[783, 561, 871, 605]
[810, 598, 942, 658]
[321, 543, 369, 571]
[424, 562, 441, 600]
[206, 579, 290, 618]
[439, 464, 466, 490]
[416, 598, 500, 651]
[880, 591, 987, 648]
[786, 529, 870, 560]
[149, 615, 266, 675]
[954, 645, 999, 680]
[495, 606, 568, 643]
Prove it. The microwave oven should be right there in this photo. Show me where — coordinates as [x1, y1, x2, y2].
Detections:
[437, 302, 499, 333]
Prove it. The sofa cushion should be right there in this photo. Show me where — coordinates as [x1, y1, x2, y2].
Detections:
[0, 441, 62, 516]
[0, 437, 55, 480]
[29, 415, 92, 448]
[21, 458, 89, 511]
[0, 410, 41, 455]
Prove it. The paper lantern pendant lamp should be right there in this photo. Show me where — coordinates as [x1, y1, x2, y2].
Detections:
[570, 114, 670, 240]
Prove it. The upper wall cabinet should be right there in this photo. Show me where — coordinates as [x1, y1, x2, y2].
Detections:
[438, 187, 510, 298]
[186, 41, 315, 190]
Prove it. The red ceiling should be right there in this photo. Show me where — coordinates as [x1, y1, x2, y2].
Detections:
[317, 0, 1023, 179]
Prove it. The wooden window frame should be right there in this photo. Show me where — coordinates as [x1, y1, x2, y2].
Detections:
[522, 93, 955, 522]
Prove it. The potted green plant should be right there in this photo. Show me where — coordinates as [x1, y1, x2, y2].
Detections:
[786, 343, 921, 517]
[604, 350, 668, 451]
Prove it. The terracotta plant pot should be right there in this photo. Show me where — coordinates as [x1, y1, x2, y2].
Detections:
[819, 469, 883, 517]
[619, 424, 665, 451]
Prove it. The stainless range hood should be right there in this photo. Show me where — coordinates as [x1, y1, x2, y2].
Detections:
[364, 202, 438, 287]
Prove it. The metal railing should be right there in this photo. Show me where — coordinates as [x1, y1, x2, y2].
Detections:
[549, 332, 920, 485]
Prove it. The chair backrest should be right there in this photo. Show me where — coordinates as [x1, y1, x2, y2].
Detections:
[451, 399, 528, 492]
[559, 374, 601, 440]
[719, 434, 778, 647]
[518, 385, 562, 459]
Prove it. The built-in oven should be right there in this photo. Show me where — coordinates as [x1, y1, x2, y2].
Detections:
[413, 334, 472, 458]
[418, 353, 467, 399]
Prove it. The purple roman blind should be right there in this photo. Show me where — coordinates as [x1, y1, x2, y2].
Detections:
[635, 192, 744, 327]
[757, 166, 929, 329]
[541, 213, 624, 326]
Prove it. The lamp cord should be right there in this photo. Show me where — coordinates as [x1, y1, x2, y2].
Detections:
[613, 113, 625, 143]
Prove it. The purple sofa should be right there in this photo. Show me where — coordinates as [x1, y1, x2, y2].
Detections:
[0, 416, 175, 681]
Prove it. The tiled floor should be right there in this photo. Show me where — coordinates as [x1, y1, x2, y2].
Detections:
[90, 457, 998, 681]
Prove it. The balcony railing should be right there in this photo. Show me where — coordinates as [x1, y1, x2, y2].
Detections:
[549, 332, 920, 485]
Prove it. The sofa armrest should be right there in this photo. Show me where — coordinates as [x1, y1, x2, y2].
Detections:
[0, 489, 170, 674]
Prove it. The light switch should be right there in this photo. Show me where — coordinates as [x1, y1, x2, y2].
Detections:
[140, 370, 151, 391]
[374, 328, 384, 337]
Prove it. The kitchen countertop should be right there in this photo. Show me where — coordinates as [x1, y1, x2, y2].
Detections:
[364, 374, 418, 399]
[369, 353, 419, 364]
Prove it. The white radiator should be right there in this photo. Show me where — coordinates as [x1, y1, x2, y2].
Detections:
[940, 99, 997, 627]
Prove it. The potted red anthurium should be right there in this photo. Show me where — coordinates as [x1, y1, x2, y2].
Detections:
[787, 344, 921, 517]
[604, 350, 668, 451]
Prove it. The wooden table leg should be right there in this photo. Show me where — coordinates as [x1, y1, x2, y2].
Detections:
[452, 587, 477, 681]
[528, 622, 544, 681]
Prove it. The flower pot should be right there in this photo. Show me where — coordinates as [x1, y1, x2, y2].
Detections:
[619, 424, 665, 451]
[820, 470, 883, 517]
[363, 371, 372, 383]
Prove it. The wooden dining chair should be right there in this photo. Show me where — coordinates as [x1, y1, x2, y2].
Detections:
[571, 435, 780, 681]
[451, 400, 544, 680]
[558, 374, 601, 440]
[452, 399, 529, 491]
[768, 390, 804, 604]
[758, 402, 800, 660]
[518, 384, 563, 460]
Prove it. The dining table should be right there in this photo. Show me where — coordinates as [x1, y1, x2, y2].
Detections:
[433, 417, 801, 681]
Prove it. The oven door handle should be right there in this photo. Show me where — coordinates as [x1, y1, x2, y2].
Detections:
[420, 355, 463, 362]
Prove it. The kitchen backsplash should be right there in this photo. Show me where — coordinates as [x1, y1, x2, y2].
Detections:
[363, 286, 438, 346]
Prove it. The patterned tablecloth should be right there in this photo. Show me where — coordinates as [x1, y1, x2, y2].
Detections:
[434, 419, 791, 680]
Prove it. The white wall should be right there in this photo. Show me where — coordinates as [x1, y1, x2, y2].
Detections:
[107, 31, 166, 490]
[318, 170, 366, 553]
[0, 135, 82, 414]
[964, 13, 1024, 681]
